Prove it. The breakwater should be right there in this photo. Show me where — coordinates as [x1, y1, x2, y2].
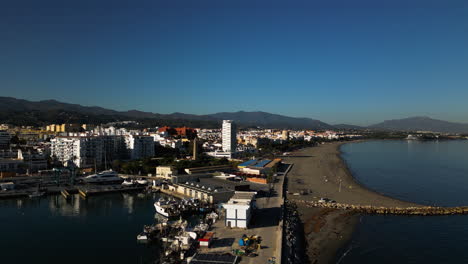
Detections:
[296, 200, 468, 216]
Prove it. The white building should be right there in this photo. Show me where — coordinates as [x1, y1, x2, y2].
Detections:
[50, 136, 103, 168]
[156, 166, 177, 180]
[125, 135, 155, 160]
[222, 120, 237, 153]
[222, 191, 256, 228]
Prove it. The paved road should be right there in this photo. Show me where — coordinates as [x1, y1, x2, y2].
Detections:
[206, 170, 286, 264]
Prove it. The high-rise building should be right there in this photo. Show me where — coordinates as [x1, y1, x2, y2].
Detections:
[282, 130, 290, 141]
[222, 120, 237, 153]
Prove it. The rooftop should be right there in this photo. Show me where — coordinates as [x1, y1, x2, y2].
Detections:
[238, 159, 257, 167]
[252, 159, 271, 168]
[231, 191, 256, 201]
[176, 181, 233, 194]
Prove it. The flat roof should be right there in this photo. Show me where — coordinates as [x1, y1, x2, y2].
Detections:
[252, 160, 271, 168]
[265, 158, 281, 168]
[238, 160, 257, 167]
[231, 191, 256, 200]
[176, 182, 233, 194]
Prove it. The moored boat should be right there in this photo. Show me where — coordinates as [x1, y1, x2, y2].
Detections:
[81, 170, 123, 184]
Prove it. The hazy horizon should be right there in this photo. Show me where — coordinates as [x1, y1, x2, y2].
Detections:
[2, 0, 468, 126]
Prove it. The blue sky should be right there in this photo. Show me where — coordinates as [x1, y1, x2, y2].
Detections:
[1, 0, 467, 125]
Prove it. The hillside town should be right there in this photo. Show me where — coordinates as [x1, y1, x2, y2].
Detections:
[0, 120, 363, 177]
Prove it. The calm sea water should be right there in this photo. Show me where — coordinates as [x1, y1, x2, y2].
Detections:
[338, 140, 468, 264]
[0, 192, 162, 264]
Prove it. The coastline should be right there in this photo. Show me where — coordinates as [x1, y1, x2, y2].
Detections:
[283, 140, 419, 264]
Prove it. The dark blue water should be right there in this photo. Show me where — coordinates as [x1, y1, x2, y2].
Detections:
[338, 140, 468, 264]
[0, 192, 162, 264]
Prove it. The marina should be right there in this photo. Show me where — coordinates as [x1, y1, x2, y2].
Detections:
[0, 164, 289, 264]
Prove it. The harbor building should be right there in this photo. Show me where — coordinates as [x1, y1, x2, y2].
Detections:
[156, 166, 178, 180]
[222, 120, 237, 153]
[165, 181, 234, 203]
[184, 165, 232, 175]
[222, 191, 256, 228]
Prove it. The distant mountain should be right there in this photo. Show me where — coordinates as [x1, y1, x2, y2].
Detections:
[205, 111, 333, 130]
[369, 117, 468, 134]
[333, 124, 365, 130]
[0, 97, 332, 130]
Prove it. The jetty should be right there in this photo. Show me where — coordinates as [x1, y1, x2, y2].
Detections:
[297, 200, 468, 216]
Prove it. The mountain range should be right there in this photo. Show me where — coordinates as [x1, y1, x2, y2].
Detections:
[1, 97, 467, 133]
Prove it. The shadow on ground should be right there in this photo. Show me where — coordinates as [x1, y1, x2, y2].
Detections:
[250, 207, 281, 228]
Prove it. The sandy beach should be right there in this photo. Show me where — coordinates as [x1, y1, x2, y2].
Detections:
[282, 141, 419, 264]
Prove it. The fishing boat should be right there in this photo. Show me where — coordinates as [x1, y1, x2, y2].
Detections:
[154, 198, 181, 218]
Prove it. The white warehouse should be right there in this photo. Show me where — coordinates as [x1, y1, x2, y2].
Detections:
[222, 191, 256, 228]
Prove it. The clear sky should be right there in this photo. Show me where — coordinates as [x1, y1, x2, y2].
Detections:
[1, 0, 467, 125]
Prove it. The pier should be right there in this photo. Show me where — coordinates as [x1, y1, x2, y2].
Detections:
[0, 184, 145, 199]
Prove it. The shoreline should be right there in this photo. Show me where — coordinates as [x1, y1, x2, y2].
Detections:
[283, 140, 419, 264]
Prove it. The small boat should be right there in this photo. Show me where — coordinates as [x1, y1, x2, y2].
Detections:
[121, 178, 135, 186]
[137, 232, 149, 241]
[29, 191, 45, 198]
[136, 178, 148, 185]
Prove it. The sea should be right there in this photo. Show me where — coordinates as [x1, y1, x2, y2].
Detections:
[0, 192, 163, 264]
[337, 140, 468, 264]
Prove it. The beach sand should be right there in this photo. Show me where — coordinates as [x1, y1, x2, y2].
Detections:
[282, 141, 419, 263]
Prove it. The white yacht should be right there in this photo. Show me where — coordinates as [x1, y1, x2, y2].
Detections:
[82, 170, 123, 184]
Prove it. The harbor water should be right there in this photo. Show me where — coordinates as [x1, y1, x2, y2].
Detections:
[0, 192, 163, 264]
[338, 140, 468, 263]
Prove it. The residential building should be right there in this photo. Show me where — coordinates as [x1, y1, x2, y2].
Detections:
[222, 120, 237, 153]
[0, 159, 21, 176]
[17, 149, 48, 172]
[50, 136, 103, 168]
[0, 130, 10, 149]
[101, 136, 127, 161]
[46, 123, 82, 133]
[222, 191, 256, 228]
[125, 135, 155, 160]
